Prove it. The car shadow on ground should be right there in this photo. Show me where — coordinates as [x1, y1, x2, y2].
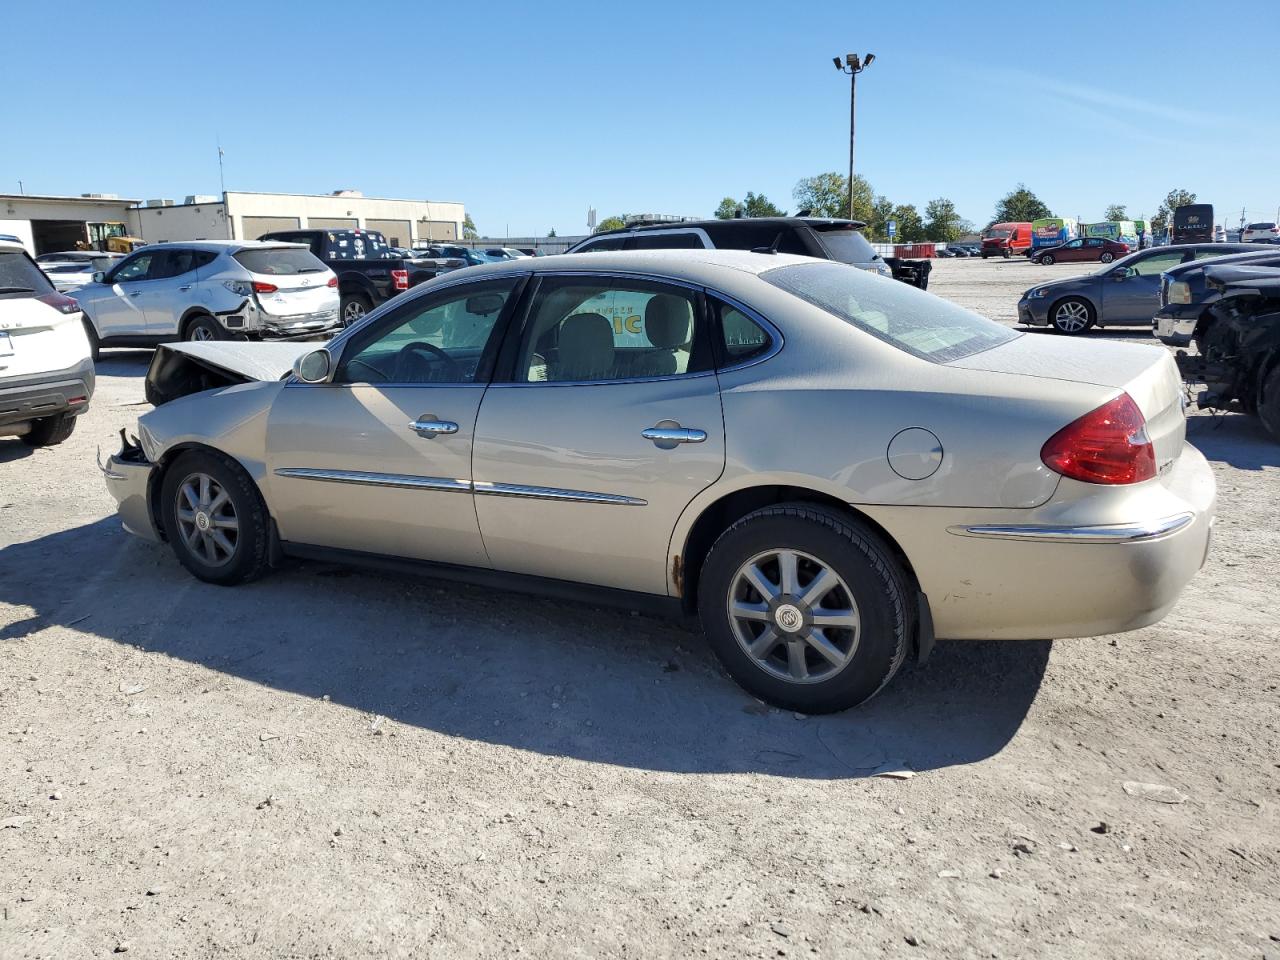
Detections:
[0, 518, 1051, 780]
[95, 350, 153, 377]
[1186, 413, 1279, 469]
[0, 439, 36, 463]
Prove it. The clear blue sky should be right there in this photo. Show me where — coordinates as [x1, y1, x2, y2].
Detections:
[5, 0, 1277, 236]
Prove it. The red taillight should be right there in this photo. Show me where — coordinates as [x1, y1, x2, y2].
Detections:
[36, 292, 81, 315]
[252, 281, 278, 294]
[1041, 393, 1156, 485]
[327, 276, 338, 287]
[391, 269, 409, 291]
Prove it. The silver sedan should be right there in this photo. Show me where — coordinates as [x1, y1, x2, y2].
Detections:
[102, 251, 1216, 713]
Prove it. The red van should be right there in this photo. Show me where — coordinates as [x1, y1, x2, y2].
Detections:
[981, 222, 1033, 258]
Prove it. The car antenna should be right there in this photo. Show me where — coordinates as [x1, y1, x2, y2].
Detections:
[751, 232, 784, 255]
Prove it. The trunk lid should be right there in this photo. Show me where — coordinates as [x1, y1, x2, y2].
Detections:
[231, 246, 339, 319]
[949, 334, 1186, 478]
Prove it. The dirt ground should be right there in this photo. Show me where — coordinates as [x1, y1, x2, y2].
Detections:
[2, 257, 1277, 959]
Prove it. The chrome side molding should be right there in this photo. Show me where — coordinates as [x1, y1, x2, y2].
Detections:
[948, 512, 1195, 544]
[274, 468, 645, 506]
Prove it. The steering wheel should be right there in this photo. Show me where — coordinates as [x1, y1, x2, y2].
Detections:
[393, 341, 460, 382]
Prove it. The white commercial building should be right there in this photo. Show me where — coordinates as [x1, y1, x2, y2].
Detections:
[0, 193, 141, 254]
[133, 190, 466, 248]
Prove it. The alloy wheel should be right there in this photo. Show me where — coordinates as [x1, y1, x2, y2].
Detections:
[343, 301, 366, 324]
[1054, 300, 1090, 333]
[726, 548, 861, 684]
[175, 472, 239, 567]
[190, 324, 215, 342]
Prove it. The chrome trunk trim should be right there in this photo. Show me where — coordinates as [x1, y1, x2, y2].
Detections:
[948, 513, 1195, 543]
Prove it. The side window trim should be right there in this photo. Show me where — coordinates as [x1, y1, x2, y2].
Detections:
[330, 274, 529, 387]
[705, 289, 785, 372]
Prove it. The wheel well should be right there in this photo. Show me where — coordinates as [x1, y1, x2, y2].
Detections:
[178, 309, 216, 337]
[146, 442, 258, 542]
[677, 486, 920, 615]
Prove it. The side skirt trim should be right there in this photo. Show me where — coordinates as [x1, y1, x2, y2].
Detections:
[273, 468, 646, 505]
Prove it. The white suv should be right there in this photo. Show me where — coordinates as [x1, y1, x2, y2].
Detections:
[0, 239, 95, 447]
[1242, 222, 1279, 244]
[70, 241, 340, 358]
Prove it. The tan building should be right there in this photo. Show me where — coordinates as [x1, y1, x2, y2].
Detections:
[0, 193, 141, 254]
[133, 190, 466, 248]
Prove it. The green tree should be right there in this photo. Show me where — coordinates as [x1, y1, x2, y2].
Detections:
[992, 184, 1052, 224]
[1151, 188, 1197, 235]
[716, 192, 787, 219]
[462, 213, 478, 240]
[890, 204, 926, 242]
[594, 216, 627, 233]
[792, 172, 874, 222]
[923, 197, 968, 243]
[547, 228, 557, 237]
[715, 197, 739, 219]
[868, 194, 895, 242]
[1103, 203, 1128, 221]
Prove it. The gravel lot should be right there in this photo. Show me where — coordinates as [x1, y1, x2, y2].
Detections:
[2, 257, 1277, 959]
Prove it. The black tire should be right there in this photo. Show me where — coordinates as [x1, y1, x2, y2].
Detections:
[20, 413, 76, 447]
[697, 503, 913, 714]
[340, 293, 372, 327]
[1039, 253, 1055, 265]
[183, 314, 224, 342]
[981, 253, 990, 259]
[160, 449, 271, 586]
[1050, 296, 1096, 335]
[82, 318, 100, 362]
[1259, 364, 1280, 442]
[1100, 252, 1115, 264]
[1002, 248, 1011, 259]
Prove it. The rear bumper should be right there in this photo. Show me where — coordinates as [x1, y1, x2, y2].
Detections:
[100, 447, 161, 541]
[858, 443, 1217, 640]
[1153, 306, 1198, 347]
[0, 356, 95, 428]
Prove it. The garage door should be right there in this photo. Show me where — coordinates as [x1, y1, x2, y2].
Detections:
[417, 220, 458, 242]
[242, 216, 300, 239]
[309, 218, 358, 231]
[365, 219, 411, 248]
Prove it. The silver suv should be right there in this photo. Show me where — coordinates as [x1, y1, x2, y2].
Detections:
[70, 241, 340, 358]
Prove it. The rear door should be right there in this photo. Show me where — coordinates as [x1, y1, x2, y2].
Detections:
[471, 273, 725, 595]
[143, 248, 205, 336]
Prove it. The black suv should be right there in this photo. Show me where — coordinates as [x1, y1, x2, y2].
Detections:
[567, 217, 931, 286]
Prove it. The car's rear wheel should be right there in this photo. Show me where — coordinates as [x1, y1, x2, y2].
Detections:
[1039, 253, 1056, 265]
[697, 504, 912, 714]
[160, 450, 270, 586]
[1051, 297, 1095, 334]
[184, 315, 223, 342]
[20, 413, 76, 447]
[1100, 252, 1115, 263]
[341, 293, 372, 327]
[1002, 248, 1011, 258]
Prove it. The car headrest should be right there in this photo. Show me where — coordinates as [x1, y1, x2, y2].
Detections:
[645, 294, 692, 349]
[557, 313, 614, 379]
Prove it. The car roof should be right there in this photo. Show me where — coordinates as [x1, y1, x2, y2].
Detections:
[144, 240, 309, 253]
[591, 216, 868, 238]
[0, 239, 28, 253]
[1164, 247, 1280, 276]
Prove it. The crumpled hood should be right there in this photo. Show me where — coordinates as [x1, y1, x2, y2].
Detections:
[156, 340, 313, 382]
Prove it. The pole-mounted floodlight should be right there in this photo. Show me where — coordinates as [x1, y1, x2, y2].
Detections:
[832, 51, 875, 219]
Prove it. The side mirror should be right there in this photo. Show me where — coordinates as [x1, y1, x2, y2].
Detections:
[92, 271, 107, 284]
[294, 348, 333, 383]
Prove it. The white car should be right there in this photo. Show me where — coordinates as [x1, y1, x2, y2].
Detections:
[36, 250, 125, 293]
[0, 240, 95, 446]
[1242, 222, 1279, 244]
[69, 240, 341, 357]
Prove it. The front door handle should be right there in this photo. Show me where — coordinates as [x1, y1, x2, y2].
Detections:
[409, 417, 459, 438]
[642, 423, 707, 448]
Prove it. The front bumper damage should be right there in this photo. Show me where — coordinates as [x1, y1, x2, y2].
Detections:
[99, 429, 160, 542]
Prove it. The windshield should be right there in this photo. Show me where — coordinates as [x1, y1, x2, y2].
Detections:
[984, 228, 1011, 240]
[762, 261, 1018, 363]
[0, 250, 56, 298]
[810, 225, 878, 264]
[234, 247, 328, 275]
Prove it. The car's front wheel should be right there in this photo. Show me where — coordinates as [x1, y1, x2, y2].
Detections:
[160, 450, 271, 586]
[1100, 252, 1115, 263]
[20, 413, 76, 447]
[697, 504, 912, 714]
[1050, 297, 1095, 334]
[1039, 253, 1056, 265]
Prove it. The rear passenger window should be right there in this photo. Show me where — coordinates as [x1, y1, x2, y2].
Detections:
[630, 232, 704, 250]
[715, 301, 773, 365]
[577, 236, 627, 253]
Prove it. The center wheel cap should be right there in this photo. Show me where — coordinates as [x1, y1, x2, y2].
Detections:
[195, 511, 211, 531]
[774, 603, 804, 632]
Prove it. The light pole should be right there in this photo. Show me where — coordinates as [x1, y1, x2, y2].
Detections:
[832, 52, 875, 219]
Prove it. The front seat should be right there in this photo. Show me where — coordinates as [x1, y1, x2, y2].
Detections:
[637, 294, 692, 376]
[554, 312, 615, 381]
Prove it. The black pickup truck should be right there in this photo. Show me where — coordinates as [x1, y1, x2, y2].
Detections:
[257, 228, 455, 325]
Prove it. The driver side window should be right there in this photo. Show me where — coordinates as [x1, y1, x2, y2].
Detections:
[335, 278, 518, 385]
[111, 253, 154, 282]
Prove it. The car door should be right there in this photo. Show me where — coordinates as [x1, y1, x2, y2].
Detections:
[141, 248, 204, 336]
[84, 250, 157, 337]
[264, 275, 525, 565]
[1100, 249, 1190, 325]
[471, 273, 726, 595]
[1058, 239, 1085, 262]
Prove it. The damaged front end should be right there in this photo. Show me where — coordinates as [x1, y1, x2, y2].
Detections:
[99, 427, 161, 541]
[144, 341, 312, 406]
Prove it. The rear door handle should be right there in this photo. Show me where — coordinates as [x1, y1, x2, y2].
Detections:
[178, 285, 191, 291]
[642, 424, 707, 447]
[409, 417, 459, 438]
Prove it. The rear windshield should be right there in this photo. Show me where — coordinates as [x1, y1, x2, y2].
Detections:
[1248, 222, 1276, 230]
[0, 250, 55, 298]
[234, 247, 328, 276]
[323, 231, 389, 260]
[809, 225, 878, 264]
[762, 261, 1018, 363]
